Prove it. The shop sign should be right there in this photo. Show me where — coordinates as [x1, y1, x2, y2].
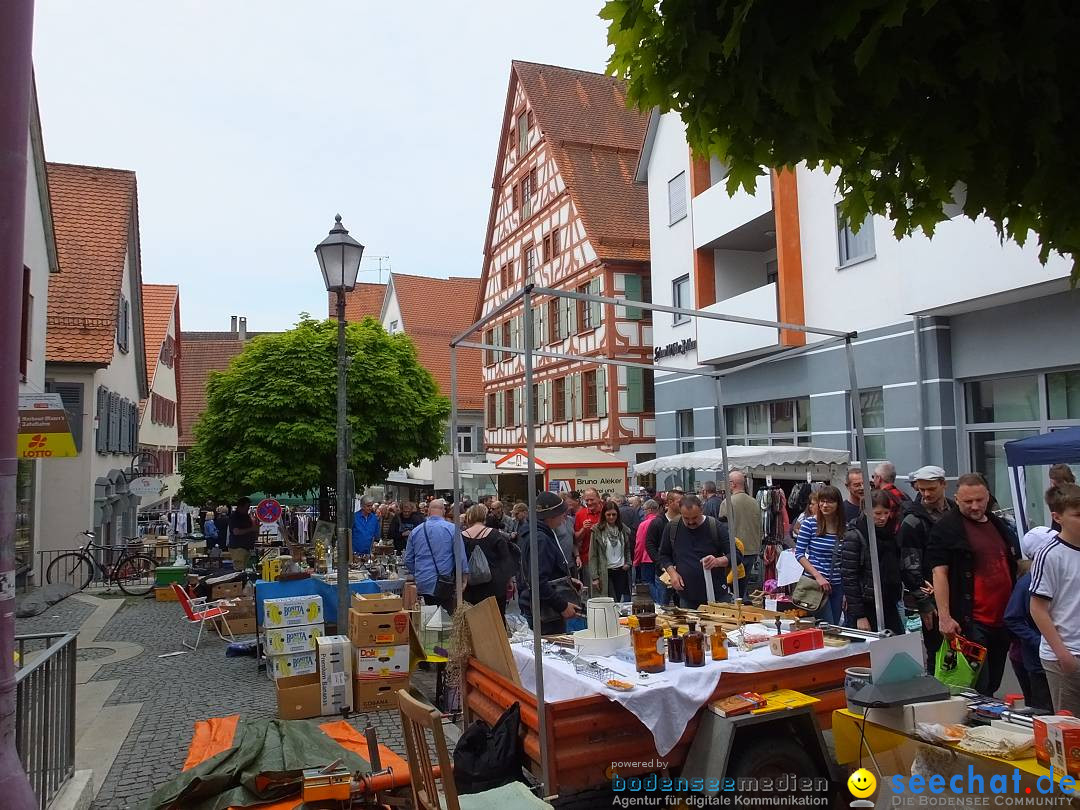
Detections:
[129, 476, 164, 497]
[549, 479, 573, 494]
[572, 467, 628, 496]
[654, 338, 697, 361]
[17, 393, 77, 458]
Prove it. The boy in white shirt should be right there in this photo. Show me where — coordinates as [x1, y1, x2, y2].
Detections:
[1030, 484, 1080, 715]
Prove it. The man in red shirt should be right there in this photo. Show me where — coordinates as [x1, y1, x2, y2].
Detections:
[926, 473, 1018, 696]
[574, 487, 603, 571]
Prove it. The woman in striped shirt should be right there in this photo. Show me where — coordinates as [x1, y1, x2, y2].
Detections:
[795, 485, 847, 623]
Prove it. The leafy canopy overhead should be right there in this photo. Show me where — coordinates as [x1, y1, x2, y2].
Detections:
[179, 316, 450, 505]
[602, 0, 1080, 280]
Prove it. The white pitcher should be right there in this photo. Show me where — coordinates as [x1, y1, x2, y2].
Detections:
[586, 597, 619, 638]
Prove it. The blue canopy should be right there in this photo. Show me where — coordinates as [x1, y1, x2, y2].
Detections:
[1004, 427, 1080, 467]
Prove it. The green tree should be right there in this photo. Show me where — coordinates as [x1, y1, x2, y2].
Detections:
[179, 316, 450, 507]
[602, 0, 1080, 279]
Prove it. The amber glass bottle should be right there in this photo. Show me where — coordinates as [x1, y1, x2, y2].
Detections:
[632, 613, 666, 673]
[710, 627, 728, 661]
[668, 628, 686, 663]
[684, 620, 706, 667]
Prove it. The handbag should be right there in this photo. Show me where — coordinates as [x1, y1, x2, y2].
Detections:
[466, 533, 493, 585]
[419, 525, 456, 603]
[539, 576, 583, 623]
[790, 527, 842, 613]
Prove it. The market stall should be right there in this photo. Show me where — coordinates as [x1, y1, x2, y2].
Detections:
[1005, 426, 1080, 534]
[634, 444, 851, 491]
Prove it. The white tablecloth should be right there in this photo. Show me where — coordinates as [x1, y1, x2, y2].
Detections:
[512, 640, 871, 757]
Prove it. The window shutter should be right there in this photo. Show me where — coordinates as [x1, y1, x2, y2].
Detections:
[511, 315, 521, 351]
[108, 392, 121, 452]
[563, 377, 572, 422]
[563, 297, 576, 338]
[95, 386, 108, 453]
[49, 381, 84, 453]
[668, 172, 687, 224]
[589, 278, 602, 327]
[573, 374, 583, 420]
[596, 369, 608, 418]
[131, 401, 140, 449]
[623, 274, 642, 320]
[120, 401, 130, 454]
[627, 367, 644, 413]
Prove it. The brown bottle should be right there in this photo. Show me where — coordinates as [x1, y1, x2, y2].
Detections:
[632, 612, 666, 673]
[667, 629, 685, 664]
[684, 620, 706, 667]
[632, 583, 654, 616]
[710, 627, 728, 661]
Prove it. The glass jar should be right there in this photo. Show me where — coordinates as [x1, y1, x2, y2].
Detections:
[632, 612, 666, 673]
[684, 620, 706, 667]
[710, 627, 728, 661]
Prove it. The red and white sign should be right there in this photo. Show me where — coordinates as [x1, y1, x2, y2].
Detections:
[257, 498, 282, 524]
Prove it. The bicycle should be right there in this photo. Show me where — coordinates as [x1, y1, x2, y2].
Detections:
[45, 530, 158, 596]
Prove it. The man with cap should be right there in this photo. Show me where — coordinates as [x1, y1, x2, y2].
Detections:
[518, 492, 582, 635]
[898, 465, 954, 648]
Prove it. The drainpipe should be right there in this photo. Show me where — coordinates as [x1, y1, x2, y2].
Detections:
[1, 2, 46, 807]
[912, 315, 927, 467]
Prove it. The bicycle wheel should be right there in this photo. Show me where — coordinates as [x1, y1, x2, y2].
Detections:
[114, 554, 157, 596]
[46, 552, 94, 591]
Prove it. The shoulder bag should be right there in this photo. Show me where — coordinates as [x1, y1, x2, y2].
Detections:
[790, 527, 841, 613]
[465, 530, 493, 585]
[419, 524, 457, 603]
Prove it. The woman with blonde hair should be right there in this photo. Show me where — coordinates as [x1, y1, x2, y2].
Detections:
[462, 503, 515, 615]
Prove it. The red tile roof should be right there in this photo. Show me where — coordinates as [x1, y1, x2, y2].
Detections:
[46, 162, 138, 364]
[141, 284, 178, 388]
[177, 336, 244, 446]
[335, 282, 386, 321]
[513, 61, 650, 261]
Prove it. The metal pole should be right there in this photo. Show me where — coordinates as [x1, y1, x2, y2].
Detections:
[714, 378, 739, 602]
[450, 348, 462, 608]
[845, 338, 886, 632]
[912, 315, 927, 467]
[522, 287, 550, 793]
[336, 290, 350, 627]
[0, 2, 44, 806]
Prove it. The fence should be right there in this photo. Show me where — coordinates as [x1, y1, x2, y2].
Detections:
[37, 540, 184, 590]
[15, 631, 78, 810]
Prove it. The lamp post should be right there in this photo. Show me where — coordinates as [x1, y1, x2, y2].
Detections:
[315, 214, 364, 625]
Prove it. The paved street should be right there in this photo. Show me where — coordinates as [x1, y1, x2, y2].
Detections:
[17, 592, 448, 810]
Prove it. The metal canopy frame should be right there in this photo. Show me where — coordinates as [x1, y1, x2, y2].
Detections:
[447, 283, 885, 795]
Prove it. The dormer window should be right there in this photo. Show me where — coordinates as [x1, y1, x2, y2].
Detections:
[116, 294, 130, 353]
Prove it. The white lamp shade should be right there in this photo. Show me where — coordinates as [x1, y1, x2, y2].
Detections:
[315, 214, 365, 292]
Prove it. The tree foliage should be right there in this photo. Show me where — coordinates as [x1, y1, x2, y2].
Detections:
[179, 316, 450, 505]
[602, 0, 1080, 280]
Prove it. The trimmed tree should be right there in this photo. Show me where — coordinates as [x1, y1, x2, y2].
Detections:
[602, 0, 1080, 279]
[179, 316, 450, 509]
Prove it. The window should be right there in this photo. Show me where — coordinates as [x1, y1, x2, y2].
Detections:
[517, 110, 529, 155]
[836, 203, 876, 266]
[676, 410, 695, 453]
[150, 394, 177, 427]
[484, 328, 495, 365]
[512, 183, 521, 213]
[500, 262, 511, 290]
[542, 233, 552, 263]
[548, 298, 561, 342]
[116, 294, 130, 353]
[672, 275, 691, 325]
[456, 425, 473, 454]
[551, 226, 561, 255]
[553, 377, 567, 421]
[967, 375, 1039, 424]
[388, 320, 398, 334]
[486, 393, 496, 428]
[855, 388, 886, 461]
[48, 380, 84, 453]
[501, 321, 511, 361]
[725, 397, 812, 446]
[578, 277, 602, 331]
[523, 243, 536, 282]
[175, 450, 187, 467]
[522, 169, 536, 218]
[668, 172, 687, 225]
[583, 368, 607, 419]
[1049, 370, 1080, 420]
[20, 267, 31, 381]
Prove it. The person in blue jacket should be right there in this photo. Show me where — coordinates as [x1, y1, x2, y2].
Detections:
[1004, 562, 1054, 712]
[352, 497, 380, 556]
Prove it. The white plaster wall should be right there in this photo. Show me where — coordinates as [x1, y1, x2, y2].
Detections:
[713, 249, 769, 302]
[644, 112, 699, 373]
[21, 136, 50, 396]
[381, 280, 403, 333]
[37, 367, 95, 551]
[139, 302, 178, 449]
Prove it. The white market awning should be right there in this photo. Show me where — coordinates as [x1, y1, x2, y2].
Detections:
[633, 444, 850, 475]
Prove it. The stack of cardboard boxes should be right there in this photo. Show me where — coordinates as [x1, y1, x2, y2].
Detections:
[263, 594, 324, 681]
[210, 580, 256, 635]
[348, 593, 412, 711]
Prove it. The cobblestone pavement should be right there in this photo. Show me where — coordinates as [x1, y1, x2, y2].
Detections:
[88, 598, 445, 810]
[14, 592, 98, 637]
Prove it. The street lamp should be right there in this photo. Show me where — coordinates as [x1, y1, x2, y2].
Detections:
[315, 214, 364, 624]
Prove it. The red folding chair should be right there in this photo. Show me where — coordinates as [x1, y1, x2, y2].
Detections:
[171, 583, 235, 650]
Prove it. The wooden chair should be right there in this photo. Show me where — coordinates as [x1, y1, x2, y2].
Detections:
[396, 689, 552, 810]
[171, 583, 235, 650]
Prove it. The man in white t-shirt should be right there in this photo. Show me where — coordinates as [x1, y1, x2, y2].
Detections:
[1030, 484, 1080, 715]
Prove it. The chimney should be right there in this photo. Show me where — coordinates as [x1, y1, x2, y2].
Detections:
[230, 315, 237, 333]
[238, 317, 247, 341]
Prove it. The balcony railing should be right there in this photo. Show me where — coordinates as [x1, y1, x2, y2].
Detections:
[692, 177, 774, 250]
[696, 282, 781, 363]
[15, 631, 78, 810]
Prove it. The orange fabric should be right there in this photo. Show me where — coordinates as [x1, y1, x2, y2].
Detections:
[183, 715, 240, 771]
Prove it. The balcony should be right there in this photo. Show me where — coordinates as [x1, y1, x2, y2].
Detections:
[696, 282, 780, 364]
[692, 175, 774, 251]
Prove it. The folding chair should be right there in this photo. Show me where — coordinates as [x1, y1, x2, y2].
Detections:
[170, 583, 235, 650]
[397, 689, 552, 810]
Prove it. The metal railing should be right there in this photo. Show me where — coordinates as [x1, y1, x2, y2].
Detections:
[15, 631, 78, 810]
[37, 540, 184, 590]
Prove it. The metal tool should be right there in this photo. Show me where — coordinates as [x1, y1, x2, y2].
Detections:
[816, 623, 892, 641]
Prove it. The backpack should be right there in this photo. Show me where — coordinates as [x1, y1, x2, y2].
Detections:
[662, 517, 744, 582]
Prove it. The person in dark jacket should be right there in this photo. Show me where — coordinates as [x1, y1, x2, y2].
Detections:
[841, 490, 905, 635]
[1004, 563, 1054, 711]
[389, 502, 423, 554]
[518, 492, 581, 634]
[461, 503, 517, 616]
[926, 473, 1020, 697]
[657, 495, 742, 608]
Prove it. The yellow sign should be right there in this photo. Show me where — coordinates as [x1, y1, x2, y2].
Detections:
[17, 394, 77, 458]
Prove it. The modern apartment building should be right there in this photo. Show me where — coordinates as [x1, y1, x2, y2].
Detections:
[477, 61, 654, 468]
[639, 111, 1078, 522]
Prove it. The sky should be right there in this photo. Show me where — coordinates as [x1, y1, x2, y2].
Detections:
[32, 1, 613, 331]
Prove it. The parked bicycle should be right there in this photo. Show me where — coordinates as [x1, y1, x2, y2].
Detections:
[45, 530, 158, 596]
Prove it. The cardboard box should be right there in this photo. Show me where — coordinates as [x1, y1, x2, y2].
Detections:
[229, 617, 257, 635]
[154, 586, 179, 602]
[264, 623, 325, 654]
[267, 650, 319, 681]
[353, 674, 409, 712]
[1035, 715, 1080, 769]
[276, 673, 322, 720]
[351, 592, 403, 614]
[872, 696, 969, 734]
[317, 635, 353, 714]
[263, 595, 323, 629]
[355, 644, 410, 678]
[769, 628, 824, 657]
[211, 581, 244, 600]
[349, 608, 410, 647]
[1048, 720, 1080, 779]
[225, 596, 256, 619]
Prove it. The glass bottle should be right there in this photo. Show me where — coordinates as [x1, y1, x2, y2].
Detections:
[632, 612, 666, 673]
[632, 583, 655, 616]
[668, 627, 686, 664]
[684, 620, 706, 667]
[710, 627, 728, 661]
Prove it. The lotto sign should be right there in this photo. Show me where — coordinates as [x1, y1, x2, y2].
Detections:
[17, 394, 77, 458]
[257, 498, 282, 524]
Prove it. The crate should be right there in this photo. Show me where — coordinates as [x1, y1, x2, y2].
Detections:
[154, 566, 190, 587]
[155, 586, 179, 602]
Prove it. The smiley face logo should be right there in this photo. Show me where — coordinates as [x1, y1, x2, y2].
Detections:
[848, 768, 877, 799]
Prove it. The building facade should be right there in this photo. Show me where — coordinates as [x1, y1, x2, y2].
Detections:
[477, 61, 654, 469]
[139, 284, 183, 506]
[639, 111, 1079, 523]
[39, 163, 149, 555]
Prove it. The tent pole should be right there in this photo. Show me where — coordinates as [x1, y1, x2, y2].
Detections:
[845, 337, 886, 632]
[522, 286, 550, 793]
[450, 347, 463, 608]
[715, 378, 739, 603]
